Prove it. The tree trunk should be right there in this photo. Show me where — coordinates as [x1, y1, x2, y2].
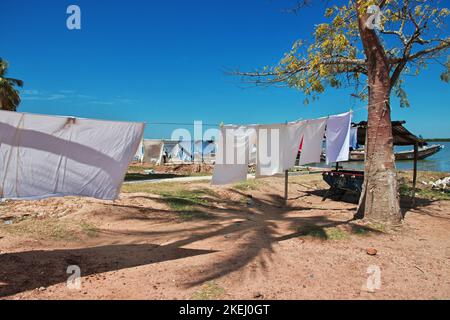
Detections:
[355, 81, 402, 224]
[355, 2, 402, 224]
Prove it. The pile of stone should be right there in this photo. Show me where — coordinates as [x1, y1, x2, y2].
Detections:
[423, 177, 450, 191]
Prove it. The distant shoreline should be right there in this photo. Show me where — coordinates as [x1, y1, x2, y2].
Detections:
[425, 139, 450, 142]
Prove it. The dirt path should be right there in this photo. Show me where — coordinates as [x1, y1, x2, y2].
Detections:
[123, 167, 324, 185]
[0, 174, 449, 300]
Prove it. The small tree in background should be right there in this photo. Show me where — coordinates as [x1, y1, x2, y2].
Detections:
[237, 0, 449, 224]
[0, 58, 23, 111]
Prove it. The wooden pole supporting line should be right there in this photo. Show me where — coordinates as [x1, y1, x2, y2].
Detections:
[284, 170, 289, 205]
[412, 143, 418, 204]
[284, 120, 289, 206]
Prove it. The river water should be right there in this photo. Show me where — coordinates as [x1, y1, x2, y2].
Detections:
[316, 141, 450, 173]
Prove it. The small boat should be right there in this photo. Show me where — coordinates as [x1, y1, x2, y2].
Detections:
[349, 144, 444, 161]
[322, 170, 364, 200]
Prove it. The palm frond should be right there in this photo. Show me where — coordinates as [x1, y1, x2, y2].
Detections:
[5, 77, 24, 87]
[0, 58, 23, 111]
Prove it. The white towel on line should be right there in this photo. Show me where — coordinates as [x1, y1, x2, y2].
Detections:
[325, 111, 353, 164]
[256, 121, 307, 177]
[298, 118, 327, 165]
[211, 126, 257, 185]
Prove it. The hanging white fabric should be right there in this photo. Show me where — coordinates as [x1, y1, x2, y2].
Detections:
[325, 111, 353, 164]
[256, 124, 283, 177]
[298, 118, 327, 165]
[211, 113, 351, 185]
[0, 110, 145, 200]
[350, 127, 359, 150]
[282, 121, 308, 169]
[211, 125, 256, 185]
[133, 139, 145, 162]
[256, 121, 307, 177]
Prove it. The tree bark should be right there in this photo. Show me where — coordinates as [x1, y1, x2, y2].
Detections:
[355, 2, 402, 224]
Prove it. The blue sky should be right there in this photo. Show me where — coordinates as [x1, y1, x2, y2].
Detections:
[1, 0, 449, 138]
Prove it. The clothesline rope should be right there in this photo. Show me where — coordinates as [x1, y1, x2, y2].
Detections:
[147, 99, 389, 128]
[212, 112, 353, 185]
[147, 122, 219, 126]
[350, 99, 389, 114]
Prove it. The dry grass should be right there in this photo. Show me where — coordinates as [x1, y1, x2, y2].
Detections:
[398, 171, 450, 201]
[298, 225, 350, 240]
[0, 218, 99, 241]
[123, 182, 219, 220]
[191, 282, 226, 300]
[232, 179, 261, 191]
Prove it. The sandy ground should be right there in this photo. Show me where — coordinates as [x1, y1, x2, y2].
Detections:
[0, 172, 449, 300]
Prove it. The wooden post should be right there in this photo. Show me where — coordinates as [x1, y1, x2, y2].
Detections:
[284, 170, 289, 205]
[412, 143, 419, 204]
[284, 120, 289, 206]
[201, 140, 204, 164]
[192, 140, 195, 164]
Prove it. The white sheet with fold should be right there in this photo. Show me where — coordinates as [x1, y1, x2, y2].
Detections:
[298, 118, 327, 165]
[0, 110, 145, 200]
[211, 126, 256, 185]
[350, 127, 358, 150]
[211, 113, 352, 185]
[325, 111, 352, 164]
[256, 121, 306, 177]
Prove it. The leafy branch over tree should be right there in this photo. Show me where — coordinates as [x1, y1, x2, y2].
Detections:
[235, 0, 449, 223]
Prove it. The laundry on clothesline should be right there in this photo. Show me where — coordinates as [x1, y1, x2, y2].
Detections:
[255, 124, 283, 177]
[0, 110, 145, 200]
[298, 118, 328, 166]
[350, 127, 359, 150]
[325, 112, 353, 164]
[211, 112, 352, 185]
[211, 125, 256, 185]
[133, 138, 145, 162]
[256, 121, 307, 177]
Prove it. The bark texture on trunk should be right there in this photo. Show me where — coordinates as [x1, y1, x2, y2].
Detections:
[355, 2, 402, 224]
[355, 84, 402, 223]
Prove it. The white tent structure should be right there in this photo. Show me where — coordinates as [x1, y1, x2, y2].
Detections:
[133, 139, 145, 163]
[141, 140, 216, 164]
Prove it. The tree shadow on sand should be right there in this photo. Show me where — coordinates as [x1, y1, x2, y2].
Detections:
[0, 244, 216, 297]
[400, 194, 448, 219]
[305, 188, 441, 219]
[0, 184, 441, 297]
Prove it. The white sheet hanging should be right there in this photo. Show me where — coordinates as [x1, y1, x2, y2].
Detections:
[211, 126, 256, 185]
[325, 111, 352, 164]
[211, 113, 352, 185]
[350, 127, 358, 150]
[256, 121, 306, 177]
[256, 124, 282, 177]
[298, 118, 327, 165]
[133, 139, 144, 162]
[0, 110, 144, 200]
[282, 121, 308, 170]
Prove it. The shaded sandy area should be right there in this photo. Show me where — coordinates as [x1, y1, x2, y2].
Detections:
[127, 162, 214, 175]
[0, 171, 449, 300]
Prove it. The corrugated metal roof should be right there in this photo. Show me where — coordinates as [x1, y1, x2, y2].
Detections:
[353, 121, 428, 146]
